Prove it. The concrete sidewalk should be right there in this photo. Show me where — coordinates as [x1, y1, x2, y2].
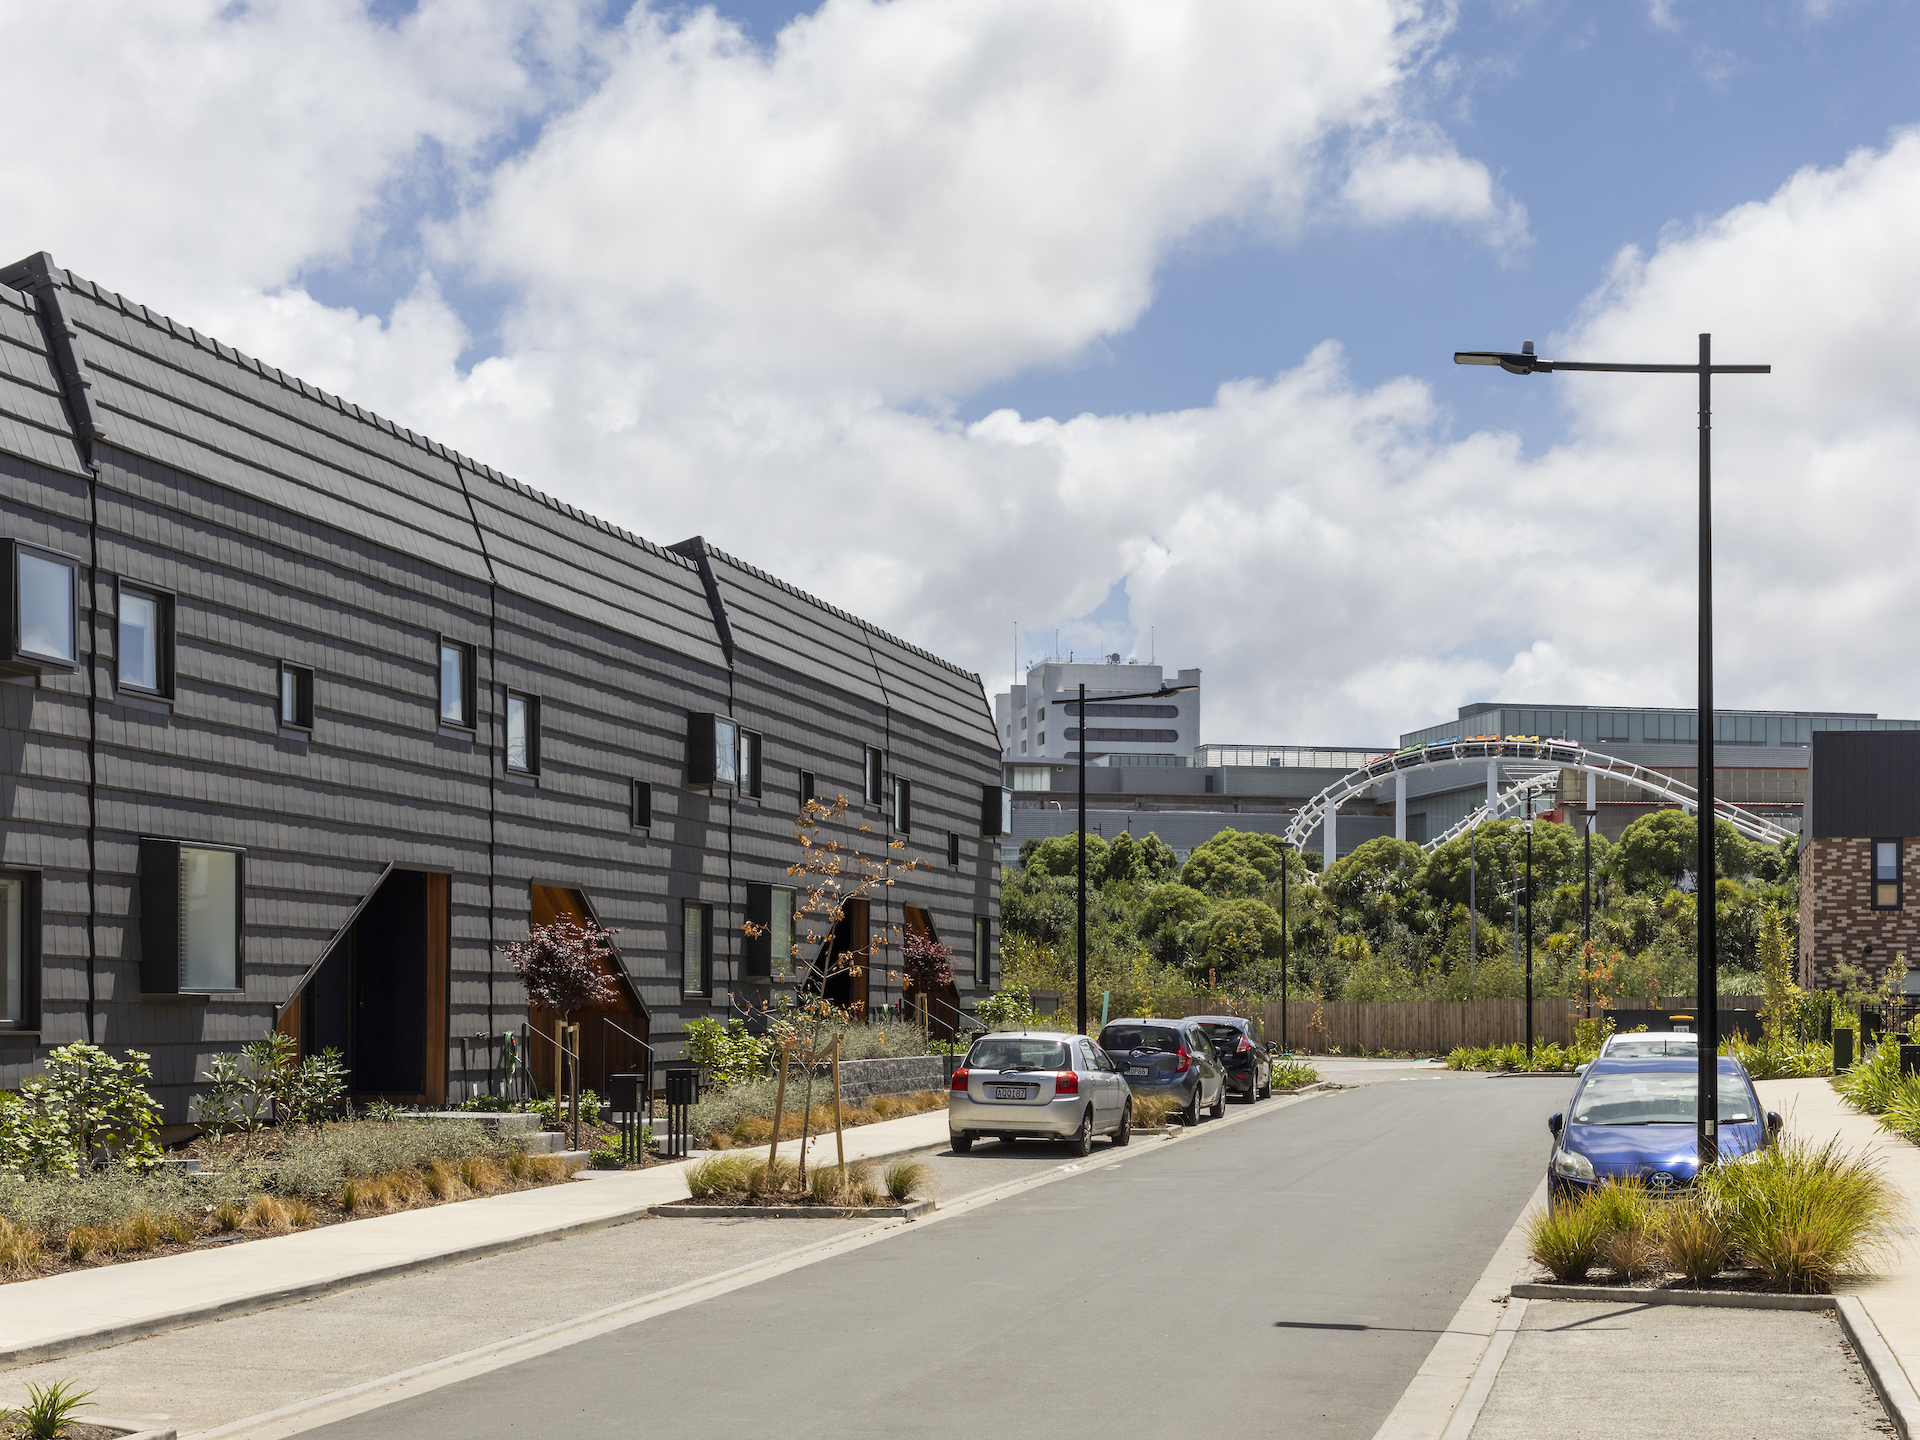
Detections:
[1763, 1074, 1920, 1408]
[0, 1107, 952, 1365]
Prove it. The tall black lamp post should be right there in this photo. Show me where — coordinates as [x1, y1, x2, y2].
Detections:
[1071, 679, 1198, 1035]
[1523, 795, 1535, 1060]
[1454, 335, 1769, 1165]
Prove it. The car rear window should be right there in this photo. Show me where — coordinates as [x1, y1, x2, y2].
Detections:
[968, 1039, 1071, 1071]
[1571, 1073, 1756, 1126]
[1606, 1037, 1698, 1058]
[1198, 1023, 1245, 1049]
[1099, 1025, 1181, 1054]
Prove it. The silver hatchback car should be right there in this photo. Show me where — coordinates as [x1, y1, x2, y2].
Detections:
[949, 1031, 1132, 1156]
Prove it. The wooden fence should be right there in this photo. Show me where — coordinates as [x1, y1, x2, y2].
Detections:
[1163, 995, 1765, 1056]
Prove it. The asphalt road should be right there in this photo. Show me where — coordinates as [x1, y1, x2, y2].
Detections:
[303, 1067, 1562, 1440]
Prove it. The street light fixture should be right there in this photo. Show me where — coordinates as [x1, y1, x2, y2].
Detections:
[1454, 333, 1770, 1165]
[1069, 679, 1199, 1035]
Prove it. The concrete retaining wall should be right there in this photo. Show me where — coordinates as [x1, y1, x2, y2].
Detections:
[832, 1055, 953, 1104]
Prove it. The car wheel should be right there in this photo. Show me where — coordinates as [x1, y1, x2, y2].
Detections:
[950, 1132, 973, 1154]
[1183, 1085, 1202, 1127]
[1112, 1100, 1132, 1146]
[1210, 1081, 1226, 1119]
[1070, 1107, 1094, 1157]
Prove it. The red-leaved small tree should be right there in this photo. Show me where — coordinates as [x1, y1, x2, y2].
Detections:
[901, 928, 955, 993]
[502, 916, 623, 1144]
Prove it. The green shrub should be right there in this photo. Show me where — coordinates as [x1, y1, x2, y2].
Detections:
[197, 1034, 347, 1133]
[686, 1153, 758, 1199]
[1446, 1039, 1599, 1073]
[883, 1158, 930, 1202]
[974, 987, 1041, 1032]
[684, 1017, 774, 1089]
[0, 1161, 250, 1241]
[7, 1378, 95, 1439]
[1724, 1037, 1832, 1079]
[1589, 1179, 1660, 1279]
[0, 1042, 162, 1175]
[270, 1119, 508, 1197]
[1526, 1199, 1607, 1282]
[1271, 1061, 1320, 1090]
[1702, 1134, 1900, 1292]
[1659, 1196, 1736, 1283]
[1834, 1039, 1904, 1113]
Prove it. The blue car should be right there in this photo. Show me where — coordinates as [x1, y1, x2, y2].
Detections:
[1546, 1055, 1782, 1205]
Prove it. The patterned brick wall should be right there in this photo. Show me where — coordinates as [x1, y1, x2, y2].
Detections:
[1799, 836, 1920, 987]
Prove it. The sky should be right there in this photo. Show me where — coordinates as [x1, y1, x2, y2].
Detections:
[6, 0, 1920, 744]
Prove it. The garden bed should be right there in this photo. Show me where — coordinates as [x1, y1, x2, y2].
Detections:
[650, 1196, 933, 1219]
[0, 1120, 575, 1285]
[0, 1423, 127, 1440]
[692, 1088, 949, 1151]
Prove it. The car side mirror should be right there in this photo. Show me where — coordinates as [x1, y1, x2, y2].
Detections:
[1574, 1063, 1587, 1075]
[1547, 1113, 1563, 1137]
[1767, 1111, 1783, 1134]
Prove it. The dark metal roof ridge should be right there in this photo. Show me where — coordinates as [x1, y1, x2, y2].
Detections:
[665, 535, 736, 668]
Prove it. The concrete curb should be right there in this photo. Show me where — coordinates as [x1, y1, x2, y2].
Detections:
[647, 1199, 934, 1221]
[1438, 1297, 1527, 1440]
[1838, 1296, 1920, 1440]
[98, 1421, 178, 1440]
[1512, 1281, 1837, 1310]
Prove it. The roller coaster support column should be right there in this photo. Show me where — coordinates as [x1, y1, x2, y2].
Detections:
[1395, 770, 1407, 842]
[1324, 805, 1337, 868]
[1486, 759, 1498, 813]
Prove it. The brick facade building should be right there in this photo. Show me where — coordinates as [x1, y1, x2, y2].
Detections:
[1798, 732, 1920, 988]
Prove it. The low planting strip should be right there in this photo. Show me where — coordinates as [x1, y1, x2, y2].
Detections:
[1512, 1281, 1835, 1310]
[648, 1200, 934, 1221]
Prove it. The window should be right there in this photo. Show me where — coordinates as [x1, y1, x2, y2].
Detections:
[739, 729, 763, 798]
[505, 691, 539, 774]
[439, 639, 474, 729]
[280, 663, 314, 730]
[138, 839, 243, 993]
[864, 747, 884, 806]
[687, 713, 738, 790]
[893, 777, 912, 833]
[745, 883, 795, 980]
[948, 832, 961, 867]
[1874, 840, 1903, 910]
[631, 779, 652, 829]
[981, 784, 1012, 836]
[0, 872, 36, 1028]
[682, 901, 712, 997]
[116, 582, 171, 696]
[798, 770, 815, 811]
[1038, 732, 1045, 745]
[973, 916, 991, 988]
[4, 540, 78, 671]
[1038, 706, 1046, 721]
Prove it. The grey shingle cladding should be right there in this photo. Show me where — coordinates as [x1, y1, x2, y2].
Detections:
[0, 252, 1000, 1119]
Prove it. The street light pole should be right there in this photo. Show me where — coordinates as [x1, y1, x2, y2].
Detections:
[1524, 798, 1535, 1061]
[1070, 678, 1197, 1036]
[1454, 334, 1769, 1167]
[1280, 842, 1290, 1055]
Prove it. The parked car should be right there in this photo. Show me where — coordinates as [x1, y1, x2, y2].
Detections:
[1191, 1015, 1273, 1101]
[1573, 1030, 1698, 1075]
[949, 1031, 1133, 1156]
[1096, 1017, 1228, 1126]
[1546, 1054, 1781, 1206]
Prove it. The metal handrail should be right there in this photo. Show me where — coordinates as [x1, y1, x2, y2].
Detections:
[600, 1015, 656, 1115]
[521, 1021, 587, 1150]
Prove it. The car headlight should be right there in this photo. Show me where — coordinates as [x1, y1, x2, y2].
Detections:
[1552, 1147, 1595, 1182]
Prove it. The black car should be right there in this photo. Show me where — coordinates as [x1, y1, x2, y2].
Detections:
[1096, 1017, 1229, 1125]
[1192, 1015, 1272, 1101]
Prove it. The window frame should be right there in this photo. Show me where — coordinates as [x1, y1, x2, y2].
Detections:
[743, 882, 797, 980]
[798, 769, 816, 812]
[739, 728, 763, 798]
[948, 832, 961, 868]
[973, 916, 991, 989]
[138, 837, 246, 995]
[864, 747, 885, 807]
[279, 662, 315, 732]
[631, 779, 652, 830]
[682, 900, 714, 998]
[437, 637, 476, 731]
[504, 689, 541, 775]
[687, 712, 739, 791]
[980, 783, 1012, 836]
[1873, 838, 1903, 911]
[893, 776, 912, 833]
[113, 577, 174, 699]
[0, 868, 41, 1030]
[3, 539, 81, 674]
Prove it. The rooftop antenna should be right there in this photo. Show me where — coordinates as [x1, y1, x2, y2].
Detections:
[1151, 625, 1156, 664]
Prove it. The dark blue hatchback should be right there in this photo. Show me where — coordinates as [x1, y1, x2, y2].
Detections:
[1546, 1055, 1782, 1205]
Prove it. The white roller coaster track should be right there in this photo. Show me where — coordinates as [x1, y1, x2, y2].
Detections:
[1278, 736, 1794, 854]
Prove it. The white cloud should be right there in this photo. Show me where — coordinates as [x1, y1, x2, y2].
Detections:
[14, 2, 1920, 751]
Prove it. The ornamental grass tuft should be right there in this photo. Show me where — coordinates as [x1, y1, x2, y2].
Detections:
[1525, 1200, 1607, 1283]
[1270, 1061, 1322, 1090]
[1658, 1198, 1737, 1284]
[1127, 1091, 1178, 1127]
[1701, 1134, 1900, 1292]
[883, 1158, 930, 1202]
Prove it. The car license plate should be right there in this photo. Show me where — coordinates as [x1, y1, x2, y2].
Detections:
[1128, 1066, 1149, 1076]
[994, 1086, 1027, 1100]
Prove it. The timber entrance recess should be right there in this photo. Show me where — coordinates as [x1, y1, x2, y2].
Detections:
[279, 869, 450, 1107]
[810, 896, 871, 1012]
[525, 883, 650, 1097]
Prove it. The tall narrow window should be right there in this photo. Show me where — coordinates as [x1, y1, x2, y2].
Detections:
[682, 901, 712, 997]
[280, 663, 314, 730]
[948, 833, 961, 867]
[0, 872, 31, 1028]
[506, 691, 539, 774]
[182, 847, 240, 990]
[770, 887, 794, 980]
[973, 916, 991, 989]
[631, 779, 652, 829]
[1874, 840, 1903, 910]
[798, 770, 816, 811]
[864, 747, 884, 806]
[117, 583, 170, 695]
[893, 777, 911, 833]
[439, 639, 474, 728]
[739, 730, 763, 798]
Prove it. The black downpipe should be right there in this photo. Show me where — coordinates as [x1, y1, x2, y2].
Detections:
[450, 460, 500, 1095]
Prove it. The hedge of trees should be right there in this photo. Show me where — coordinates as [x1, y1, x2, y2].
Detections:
[999, 812, 1801, 1008]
